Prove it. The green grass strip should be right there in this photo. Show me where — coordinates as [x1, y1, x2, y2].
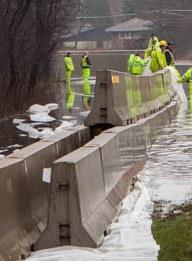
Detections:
[152, 205, 192, 261]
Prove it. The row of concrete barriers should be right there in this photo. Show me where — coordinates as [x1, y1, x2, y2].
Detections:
[0, 126, 91, 261]
[0, 68, 179, 260]
[85, 69, 176, 127]
[35, 98, 178, 250]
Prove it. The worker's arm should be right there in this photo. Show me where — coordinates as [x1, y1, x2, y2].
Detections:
[127, 54, 134, 72]
[140, 57, 150, 66]
[178, 69, 192, 83]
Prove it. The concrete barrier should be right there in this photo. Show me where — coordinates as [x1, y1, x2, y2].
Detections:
[36, 98, 178, 249]
[0, 126, 90, 261]
[85, 69, 176, 127]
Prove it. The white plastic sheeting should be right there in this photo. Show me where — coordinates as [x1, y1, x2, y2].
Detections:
[28, 103, 58, 114]
[27, 178, 159, 261]
[15, 120, 76, 139]
[13, 119, 26, 124]
[168, 66, 187, 103]
[13, 103, 78, 139]
[28, 104, 57, 123]
[55, 121, 76, 132]
[30, 113, 56, 123]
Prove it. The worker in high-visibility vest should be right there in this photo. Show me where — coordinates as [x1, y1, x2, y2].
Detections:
[81, 52, 92, 110]
[165, 41, 181, 78]
[178, 68, 192, 91]
[144, 34, 159, 58]
[64, 52, 75, 110]
[179, 68, 192, 83]
[165, 41, 175, 66]
[178, 68, 192, 110]
[150, 40, 167, 73]
[127, 53, 149, 75]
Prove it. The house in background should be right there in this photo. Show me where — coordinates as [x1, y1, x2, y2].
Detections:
[63, 18, 154, 50]
[63, 25, 112, 49]
[105, 17, 153, 49]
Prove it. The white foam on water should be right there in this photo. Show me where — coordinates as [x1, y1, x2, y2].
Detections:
[27, 178, 159, 261]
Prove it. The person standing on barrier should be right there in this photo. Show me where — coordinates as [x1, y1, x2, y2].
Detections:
[127, 53, 149, 75]
[81, 52, 92, 110]
[64, 52, 75, 110]
[150, 40, 167, 73]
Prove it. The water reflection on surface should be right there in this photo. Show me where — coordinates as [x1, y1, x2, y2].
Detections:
[141, 102, 192, 213]
[0, 80, 95, 157]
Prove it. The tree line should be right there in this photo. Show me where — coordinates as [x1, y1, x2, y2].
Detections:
[0, 0, 80, 115]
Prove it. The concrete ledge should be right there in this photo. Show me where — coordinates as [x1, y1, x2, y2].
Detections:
[0, 126, 91, 261]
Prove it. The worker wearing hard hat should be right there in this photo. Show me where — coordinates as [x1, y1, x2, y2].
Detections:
[150, 40, 167, 73]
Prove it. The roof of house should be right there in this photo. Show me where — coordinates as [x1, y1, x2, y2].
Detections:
[106, 17, 153, 33]
[64, 26, 111, 42]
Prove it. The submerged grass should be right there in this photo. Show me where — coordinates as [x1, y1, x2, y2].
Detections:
[152, 205, 192, 261]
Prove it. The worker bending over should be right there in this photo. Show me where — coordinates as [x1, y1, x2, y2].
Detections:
[127, 53, 149, 75]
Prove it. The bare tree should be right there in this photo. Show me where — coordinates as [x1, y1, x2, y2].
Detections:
[0, 0, 80, 115]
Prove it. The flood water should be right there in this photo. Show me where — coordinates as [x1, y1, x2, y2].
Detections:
[142, 102, 192, 213]
[0, 79, 95, 157]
